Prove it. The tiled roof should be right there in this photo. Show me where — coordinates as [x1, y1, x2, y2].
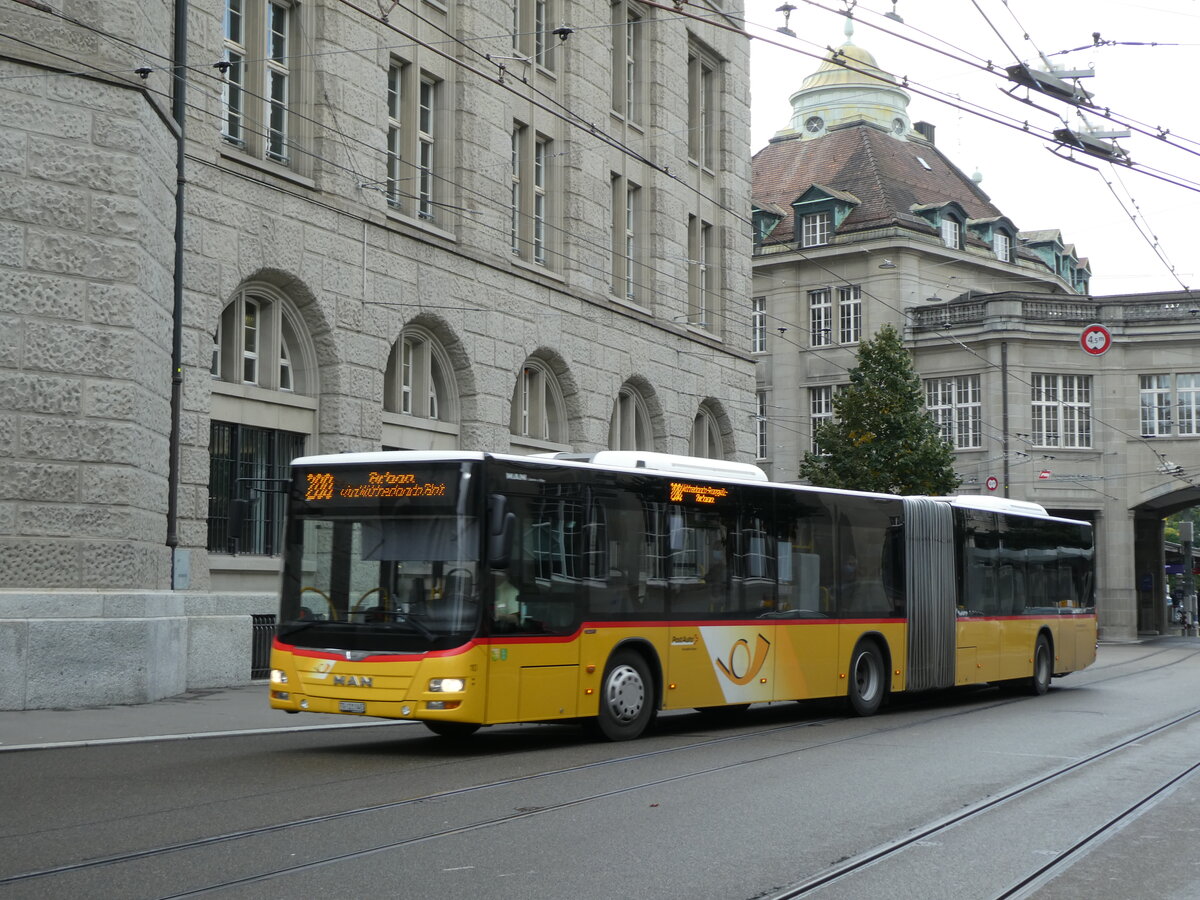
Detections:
[751, 123, 1006, 245]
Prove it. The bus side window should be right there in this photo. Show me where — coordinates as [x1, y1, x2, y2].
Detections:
[776, 495, 834, 615]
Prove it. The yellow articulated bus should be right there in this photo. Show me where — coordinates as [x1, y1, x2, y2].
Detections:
[269, 450, 1096, 740]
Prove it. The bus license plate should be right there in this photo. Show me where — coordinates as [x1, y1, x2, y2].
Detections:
[339, 701, 365, 713]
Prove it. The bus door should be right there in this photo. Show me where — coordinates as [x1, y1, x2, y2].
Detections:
[957, 509, 1001, 684]
[658, 486, 779, 709]
[483, 482, 584, 724]
[835, 498, 908, 689]
[772, 491, 839, 700]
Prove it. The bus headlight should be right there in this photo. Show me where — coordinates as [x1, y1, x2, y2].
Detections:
[429, 677, 465, 693]
[270, 669, 289, 684]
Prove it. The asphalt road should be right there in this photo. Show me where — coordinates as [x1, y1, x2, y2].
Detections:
[3, 639, 1200, 899]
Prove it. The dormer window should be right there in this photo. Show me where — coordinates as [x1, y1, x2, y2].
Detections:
[994, 231, 1012, 262]
[914, 201, 968, 252]
[941, 217, 961, 250]
[801, 211, 831, 247]
[791, 184, 859, 250]
[752, 202, 785, 245]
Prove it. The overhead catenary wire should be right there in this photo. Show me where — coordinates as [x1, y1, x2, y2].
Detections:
[4, 0, 1195, 487]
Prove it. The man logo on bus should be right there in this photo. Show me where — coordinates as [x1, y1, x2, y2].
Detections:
[715, 634, 771, 685]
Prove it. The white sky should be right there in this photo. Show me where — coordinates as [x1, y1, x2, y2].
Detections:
[745, 0, 1200, 295]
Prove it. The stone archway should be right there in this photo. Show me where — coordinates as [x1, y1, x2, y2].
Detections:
[1132, 486, 1200, 635]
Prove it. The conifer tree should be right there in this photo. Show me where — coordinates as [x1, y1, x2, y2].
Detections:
[799, 323, 960, 495]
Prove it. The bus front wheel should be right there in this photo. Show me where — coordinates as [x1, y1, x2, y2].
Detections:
[592, 650, 656, 741]
[847, 641, 886, 717]
[1028, 635, 1052, 696]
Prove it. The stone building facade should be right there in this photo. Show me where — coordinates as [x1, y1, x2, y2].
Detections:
[0, 0, 756, 708]
[751, 24, 1200, 641]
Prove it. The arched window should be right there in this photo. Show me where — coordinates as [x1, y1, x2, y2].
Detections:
[382, 324, 459, 449]
[207, 284, 317, 565]
[690, 403, 725, 459]
[510, 357, 569, 451]
[609, 383, 653, 451]
[211, 287, 312, 393]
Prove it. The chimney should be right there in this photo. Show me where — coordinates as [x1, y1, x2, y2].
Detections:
[913, 121, 936, 144]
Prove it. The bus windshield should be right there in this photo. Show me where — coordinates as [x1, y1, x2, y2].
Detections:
[277, 460, 481, 653]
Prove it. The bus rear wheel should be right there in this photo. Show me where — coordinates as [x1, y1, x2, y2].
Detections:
[847, 641, 885, 717]
[592, 650, 656, 741]
[1028, 635, 1052, 696]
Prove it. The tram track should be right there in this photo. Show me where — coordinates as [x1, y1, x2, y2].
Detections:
[1067, 643, 1200, 687]
[757, 707, 1200, 900]
[996, 755, 1200, 899]
[5, 658, 1197, 897]
[0, 693, 1040, 894]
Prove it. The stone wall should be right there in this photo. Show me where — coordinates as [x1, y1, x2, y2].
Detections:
[0, 0, 757, 708]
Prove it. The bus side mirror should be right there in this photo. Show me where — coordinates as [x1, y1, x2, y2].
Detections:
[487, 495, 515, 569]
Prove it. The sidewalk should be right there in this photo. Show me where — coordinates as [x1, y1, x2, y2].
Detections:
[0, 683, 410, 752]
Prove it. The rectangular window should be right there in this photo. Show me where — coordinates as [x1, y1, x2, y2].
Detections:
[221, 0, 298, 166]
[417, 77, 437, 220]
[265, 1, 290, 162]
[1032, 374, 1092, 448]
[624, 182, 637, 299]
[221, 0, 246, 145]
[511, 123, 524, 255]
[809, 289, 832, 347]
[386, 62, 404, 209]
[207, 421, 305, 556]
[688, 45, 718, 168]
[385, 62, 440, 222]
[513, 0, 555, 70]
[809, 385, 834, 454]
[925, 375, 981, 449]
[611, 174, 640, 301]
[837, 285, 861, 344]
[533, 137, 548, 264]
[755, 391, 768, 460]
[1179, 374, 1200, 436]
[1140, 374, 1172, 437]
[612, 3, 642, 122]
[687, 216, 715, 329]
[512, 124, 551, 264]
[751, 296, 766, 353]
[801, 212, 831, 248]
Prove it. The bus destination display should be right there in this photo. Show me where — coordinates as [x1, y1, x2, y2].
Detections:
[300, 468, 453, 504]
[670, 481, 729, 505]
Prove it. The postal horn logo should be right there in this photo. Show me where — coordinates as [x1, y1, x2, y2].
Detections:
[715, 634, 771, 685]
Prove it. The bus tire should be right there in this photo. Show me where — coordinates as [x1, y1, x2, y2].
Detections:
[1028, 635, 1052, 696]
[592, 650, 656, 741]
[847, 641, 886, 717]
[424, 721, 481, 739]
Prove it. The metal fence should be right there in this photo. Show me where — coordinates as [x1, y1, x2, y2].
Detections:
[251, 614, 276, 678]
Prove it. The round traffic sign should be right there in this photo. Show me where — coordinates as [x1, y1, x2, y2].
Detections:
[985, 476, 998, 492]
[1080, 323, 1112, 356]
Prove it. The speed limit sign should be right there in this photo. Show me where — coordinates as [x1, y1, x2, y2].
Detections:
[1080, 323, 1112, 356]
[985, 476, 999, 492]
